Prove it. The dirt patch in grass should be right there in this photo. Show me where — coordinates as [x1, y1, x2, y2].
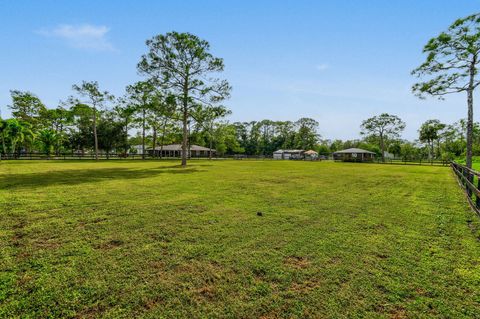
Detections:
[284, 256, 310, 269]
[75, 303, 106, 319]
[96, 239, 124, 250]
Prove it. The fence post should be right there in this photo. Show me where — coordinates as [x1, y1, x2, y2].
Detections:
[476, 176, 480, 209]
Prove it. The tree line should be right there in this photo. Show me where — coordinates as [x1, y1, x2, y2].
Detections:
[1, 13, 480, 166]
[0, 89, 475, 163]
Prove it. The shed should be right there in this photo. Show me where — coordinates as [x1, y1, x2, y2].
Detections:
[333, 148, 376, 162]
[273, 149, 304, 160]
[304, 150, 319, 160]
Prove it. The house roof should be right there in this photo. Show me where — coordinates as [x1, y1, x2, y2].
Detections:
[273, 149, 304, 154]
[304, 150, 318, 155]
[149, 144, 215, 151]
[333, 148, 376, 154]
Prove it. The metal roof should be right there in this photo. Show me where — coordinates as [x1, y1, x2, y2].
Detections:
[333, 148, 376, 154]
[149, 144, 215, 151]
[273, 149, 304, 153]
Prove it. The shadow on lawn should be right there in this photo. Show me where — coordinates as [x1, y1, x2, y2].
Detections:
[1, 165, 203, 190]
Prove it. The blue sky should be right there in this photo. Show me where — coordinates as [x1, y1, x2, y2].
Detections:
[0, 0, 478, 140]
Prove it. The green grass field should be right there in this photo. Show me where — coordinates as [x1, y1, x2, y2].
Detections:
[1, 160, 480, 318]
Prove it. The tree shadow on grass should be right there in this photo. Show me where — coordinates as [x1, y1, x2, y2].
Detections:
[1, 165, 203, 190]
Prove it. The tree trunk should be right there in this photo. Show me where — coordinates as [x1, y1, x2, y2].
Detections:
[380, 133, 385, 162]
[93, 107, 99, 161]
[466, 58, 476, 169]
[160, 118, 167, 159]
[182, 106, 188, 167]
[181, 77, 189, 167]
[124, 118, 129, 154]
[209, 133, 213, 160]
[430, 139, 435, 160]
[152, 127, 157, 158]
[142, 109, 146, 160]
[466, 88, 474, 169]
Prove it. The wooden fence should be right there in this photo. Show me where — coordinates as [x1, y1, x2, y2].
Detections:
[451, 161, 480, 216]
[374, 158, 449, 166]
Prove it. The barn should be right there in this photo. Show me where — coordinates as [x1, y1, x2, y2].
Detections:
[273, 149, 304, 160]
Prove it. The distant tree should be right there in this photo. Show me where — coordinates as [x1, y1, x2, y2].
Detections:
[412, 13, 480, 168]
[38, 129, 58, 158]
[147, 93, 177, 158]
[213, 123, 244, 155]
[329, 140, 343, 153]
[418, 119, 446, 159]
[317, 142, 330, 156]
[113, 100, 136, 154]
[388, 141, 402, 158]
[194, 105, 230, 159]
[138, 31, 231, 167]
[69, 103, 95, 154]
[400, 142, 418, 161]
[72, 81, 114, 160]
[275, 121, 296, 150]
[8, 90, 46, 129]
[360, 113, 405, 162]
[4, 119, 34, 155]
[294, 118, 320, 150]
[39, 106, 73, 154]
[97, 114, 124, 159]
[126, 81, 158, 159]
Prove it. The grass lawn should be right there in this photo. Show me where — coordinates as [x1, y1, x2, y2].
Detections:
[1, 160, 480, 318]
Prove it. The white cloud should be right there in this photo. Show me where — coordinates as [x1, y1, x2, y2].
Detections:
[36, 24, 114, 51]
[315, 63, 329, 71]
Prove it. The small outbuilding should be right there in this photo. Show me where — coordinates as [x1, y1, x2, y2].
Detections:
[333, 148, 376, 162]
[304, 150, 319, 160]
[149, 144, 216, 157]
[273, 149, 304, 160]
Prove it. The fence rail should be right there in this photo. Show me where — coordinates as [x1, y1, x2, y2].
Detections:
[374, 158, 449, 166]
[0, 153, 224, 160]
[451, 162, 480, 216]
[0, 153, 453, 166]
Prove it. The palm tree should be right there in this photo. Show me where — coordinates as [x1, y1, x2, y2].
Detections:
[6, 119, 34, 156]
[38, 129, 58, 158]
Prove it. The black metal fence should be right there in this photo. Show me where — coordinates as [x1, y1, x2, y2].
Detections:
[0, 153, 224, 160]
[0, 153, 453, 166]
[451, 162, 480, 216]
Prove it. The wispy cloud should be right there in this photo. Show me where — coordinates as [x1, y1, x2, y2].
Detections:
[315, 63, 329, 71]
[36, 24, 114, 51]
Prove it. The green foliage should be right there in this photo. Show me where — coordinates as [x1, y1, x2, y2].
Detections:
[0, 118, 34, 154]
[419, 119, 446, 159]
[37, 129, 59, 156]
[360, 113, 406, 161]
[8, 90, 47, 129]
[412, 13, 480, 168]
[138, 31, 231, 166]
[412, 13, 480, 98]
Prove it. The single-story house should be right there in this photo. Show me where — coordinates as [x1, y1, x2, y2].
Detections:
[273, 149, 304, 160]
[148, 144, 216, 157]
[333, 148, 376, 162]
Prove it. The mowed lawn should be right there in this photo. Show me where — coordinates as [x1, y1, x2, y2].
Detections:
[1, 160, 480, 318]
